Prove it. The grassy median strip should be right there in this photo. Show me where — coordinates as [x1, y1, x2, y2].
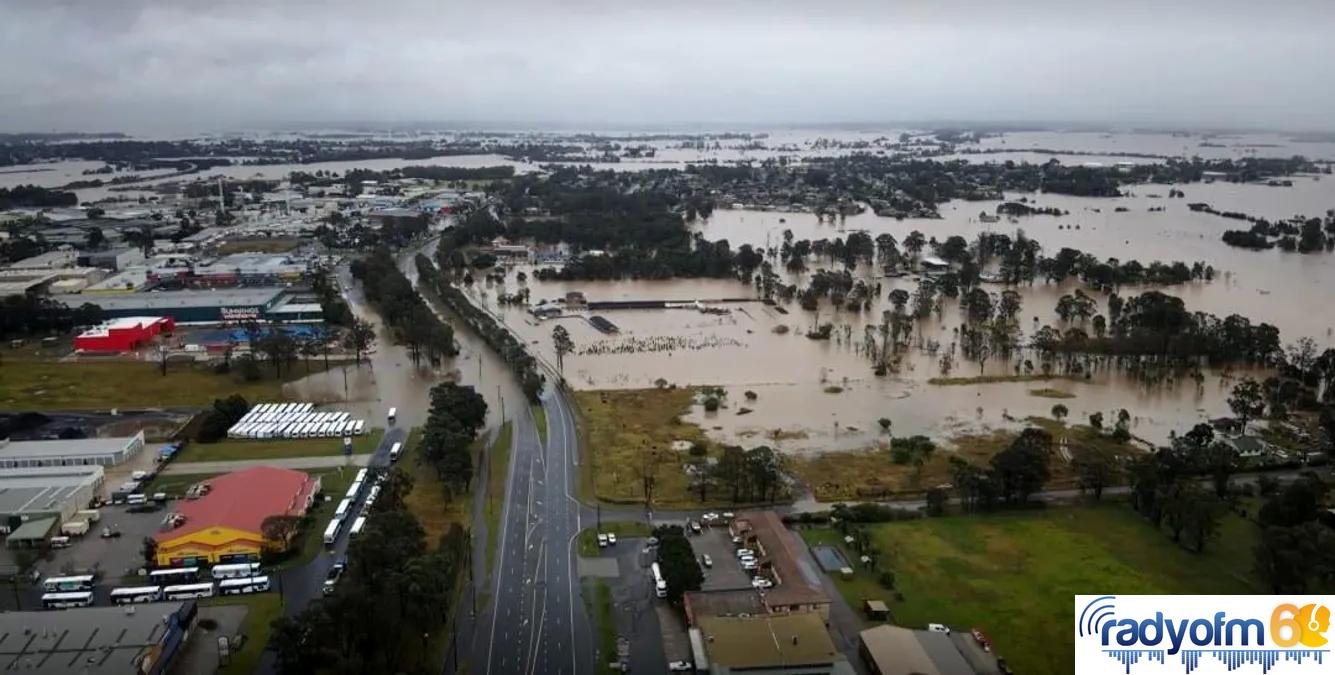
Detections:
[483, 422, 514, 574]
[576, 521, 654, 557]
[182, 428, 384, 463]
[531, 404, 548, 445]
[201, 592, 284, 675]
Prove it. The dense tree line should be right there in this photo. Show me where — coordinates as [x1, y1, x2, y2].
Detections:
[0, 185, 77, 209]
[949, 428, 1053, 512]
[702, 445, 784, 503]
[270, 469, 470, 673]
[309, 267, 353, 326]
[0, 295, 102, 339]
[416, 254, 544, 401]
[1128, 424, 1237, 553]
[1252, 475, 1334, 593]
[652, 525, 704, 604]
[350, 247, 457, 366]
[195, 395, 250, 443]
[419, 383, 488, 496]
[1032, 291, 1280, 364]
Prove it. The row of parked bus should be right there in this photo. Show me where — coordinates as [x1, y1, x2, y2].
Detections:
[40, 563, 270, 609]
[322, 468, 383, 546]
[229, 415, 365, 440]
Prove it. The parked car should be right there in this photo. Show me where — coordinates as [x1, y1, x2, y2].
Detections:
[597, 534, 609, 548]
[323, 559, 347, 595]
[731, 536, 742, 545]
[751, 577, 773, 589]
[668, 661, 693, 671]
[701, 512, 719, 522]
[741, 560, 758, 571]
[735, 548, 754, 558]
[606, 533, 617, 546]
[700, 554, 713, 568]
[928, 624, 950, 634]
[688, 521, 702, 534]
[721, 512, 735, 520]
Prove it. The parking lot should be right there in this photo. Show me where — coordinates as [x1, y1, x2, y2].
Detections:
[690, 523, 752, 591]
[34, 502, 169, 581]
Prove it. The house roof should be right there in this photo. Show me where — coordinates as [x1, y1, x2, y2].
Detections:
[157, 466, 317, 542]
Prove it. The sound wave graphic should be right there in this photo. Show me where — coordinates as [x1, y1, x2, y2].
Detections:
[1104, 649, 1328, 674]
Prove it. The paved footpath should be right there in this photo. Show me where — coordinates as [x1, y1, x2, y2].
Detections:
[160, 454, 371, 475]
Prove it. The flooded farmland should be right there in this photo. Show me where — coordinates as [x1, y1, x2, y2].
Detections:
[457, 130, 1335, 453]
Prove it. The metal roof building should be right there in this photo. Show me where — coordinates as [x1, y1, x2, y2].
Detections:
[0, 600, 195, 675]
[0, 465, 104, 529]
[0, 432, 145, 468]
[51, 287, 321, 324]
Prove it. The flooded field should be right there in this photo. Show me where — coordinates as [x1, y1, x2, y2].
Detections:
[460, 133, 1335, 453]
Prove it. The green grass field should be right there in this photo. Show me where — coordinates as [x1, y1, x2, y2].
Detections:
[801, 504, 1261, 675]
[484, 423, 514, 575]
[182, 428, 384, 462]
[201, 592, 284, 675]
[0, 357, 331, 410]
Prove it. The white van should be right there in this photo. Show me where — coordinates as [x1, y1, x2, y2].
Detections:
[387, 407, 397, 425]
[389, 442, 402, 462]
[126, 494, 148, 506]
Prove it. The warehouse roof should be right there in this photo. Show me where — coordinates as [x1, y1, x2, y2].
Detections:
[159, 466, 318, 541]
[698, 613, 840, 669]
[52, 287, 285, 311]
[76, 316, 171, 339]
[0, 601, 190, 674]
[859, 625, 977, 675]
[0, 435, 141, 461]
[0, 466, 104, 516]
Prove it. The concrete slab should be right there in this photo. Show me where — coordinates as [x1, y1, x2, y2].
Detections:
[577, 556, 620, 578]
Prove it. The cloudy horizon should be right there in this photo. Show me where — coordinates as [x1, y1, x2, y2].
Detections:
[4, 0, 1335, 135]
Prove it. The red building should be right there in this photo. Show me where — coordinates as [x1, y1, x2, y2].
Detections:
[73, 316, 176, 352]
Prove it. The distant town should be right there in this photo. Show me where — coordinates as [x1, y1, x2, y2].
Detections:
[0, 125, 1332, 675]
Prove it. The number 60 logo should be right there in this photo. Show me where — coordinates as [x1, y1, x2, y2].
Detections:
[1271, 604, 1330, 648]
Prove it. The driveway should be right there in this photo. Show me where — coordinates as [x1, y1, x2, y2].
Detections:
[161, 455, 371, 475]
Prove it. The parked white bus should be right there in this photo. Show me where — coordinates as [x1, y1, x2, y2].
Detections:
[355, 468, 368, 484]
[110, 586, 162, 604]
[323, 518, 342, 546]
[218, 576, 271, 595]
[148, 567, 200, 585]
[389, 442, 402, 461]
[42, 575, 95, 593]
[651, 562, 667, 598]
[334, 498, 352, 520]
[42, 591, 94, 609]
[211, 562, 262, 580]
[349, 516, 367, 538]
[162, 583, 215, 600]
[346, 481, 363, 501]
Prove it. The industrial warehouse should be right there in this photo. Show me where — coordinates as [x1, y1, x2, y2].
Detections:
[154, 465, 322, 566]
[0, 466, 104, 546]
[0, 600, 197, 675]
[51, 287, 323, 324]
[0, 432, 146, 469]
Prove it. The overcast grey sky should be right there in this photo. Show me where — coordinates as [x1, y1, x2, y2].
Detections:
[3, 0, 1334, 133]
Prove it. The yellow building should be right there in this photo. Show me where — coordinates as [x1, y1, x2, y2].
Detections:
[154, 466, 320, 566]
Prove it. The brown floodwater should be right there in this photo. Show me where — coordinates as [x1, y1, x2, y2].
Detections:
[285, 239, 527, 430]
[465, 153, 1334, 451]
